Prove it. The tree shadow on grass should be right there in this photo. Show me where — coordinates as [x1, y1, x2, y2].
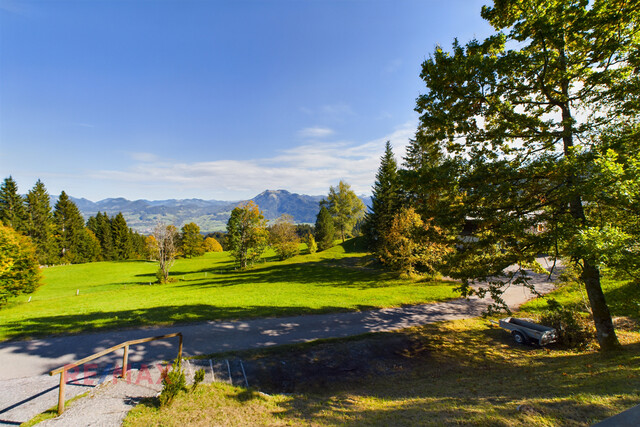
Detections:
[171, 257, 409, 291]
[0, 303, 375, 343]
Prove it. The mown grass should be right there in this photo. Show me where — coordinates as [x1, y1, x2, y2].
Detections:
[124, 277, 640, 426]
[0, 239, 459, 341]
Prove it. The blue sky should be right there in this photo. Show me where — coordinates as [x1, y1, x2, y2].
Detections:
[1, 0, 492, 201]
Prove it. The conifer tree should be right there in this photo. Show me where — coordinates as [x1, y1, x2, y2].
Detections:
[111, 212, 132, 260]
[0, 176, 27, 233]
[53, 191, 85, 263]
[364, 141, 401, 251]
[25, 180, 57, 264]
[314, 206, 335, 251]
[95, 212, 114, 260]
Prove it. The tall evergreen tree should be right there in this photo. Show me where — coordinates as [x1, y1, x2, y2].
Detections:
[95, 212, 114, 260]
[364, 141, 401, 251]
[25, 180, 57, 264]
[314, 205, 335, 251]
[53, 191, 85, 263]
[111, 212, 132, 260]
[0, 176, 27, 233]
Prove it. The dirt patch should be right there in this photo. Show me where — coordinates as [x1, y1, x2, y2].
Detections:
[613, 316, 640, 332]
[241, 333, 430, 394]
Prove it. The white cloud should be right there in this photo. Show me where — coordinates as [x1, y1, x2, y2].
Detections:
[91, 120, 417, 199]
[297, 127, 334, 139]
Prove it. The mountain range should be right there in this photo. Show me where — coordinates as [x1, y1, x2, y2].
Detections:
[57, 190, 371, 234]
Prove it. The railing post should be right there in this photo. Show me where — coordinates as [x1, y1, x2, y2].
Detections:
[57, 370, 66, 415]
[178, 333, 183, 361]
[122, 344, 129, 379]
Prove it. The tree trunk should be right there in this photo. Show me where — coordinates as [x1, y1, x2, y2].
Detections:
[581, 259, 620, 351]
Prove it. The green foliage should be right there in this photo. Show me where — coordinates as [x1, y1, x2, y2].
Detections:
[111, 213, 132, 260]
[364, 141, 401, 252]
[192, 368, 205, 392]
[304, 233, 317, 254]
[181, 222, 205, 258]
[0, 176, 27, 233]
[269, 214, 299, 261]
[25, 180, 57, 265]
[314, 206, 335, 251]
[324, 181, 365, 243]
[0, 224, 41, 306]
[159, 358, 187, 407]
[53, 191, 86, 263]
[539, 300, 594, 350]
[408, 0, 640, 351]
[379, 206, 452, 278]
[226, 201, 269, 269]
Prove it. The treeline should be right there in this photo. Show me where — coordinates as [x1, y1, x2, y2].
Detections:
[0, 177, 150, 264]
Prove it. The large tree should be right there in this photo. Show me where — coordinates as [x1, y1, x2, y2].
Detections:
[53, 191, 86, 263]
[0, 223, 41, 306]
[411, 0, 639, 350]
[324, 181, 365, 243]
[181, 222, 205, 258]
[226, 201, 269, 269]
[269, 214, 299, 261]
[25, 180, 57, 265]
[0, 176, 27, 233]
[111, 212, 132, 260]
[364, 141, 401, 252]
[314, 206, 335, 251]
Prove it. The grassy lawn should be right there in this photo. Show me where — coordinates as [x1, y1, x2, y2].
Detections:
[0, 239, 459, 341]
[124, 277, 640, 426]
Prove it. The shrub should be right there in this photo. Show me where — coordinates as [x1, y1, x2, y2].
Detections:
[192, 368, 205, 392]
[538, 299, 594, 349]
[159, 358, 187, 407]
[304, 233, 317, 254]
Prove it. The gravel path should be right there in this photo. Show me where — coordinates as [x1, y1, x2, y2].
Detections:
[0, 259, 559, 426]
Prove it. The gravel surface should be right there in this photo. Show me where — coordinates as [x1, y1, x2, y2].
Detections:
[0, 259, 559, 426]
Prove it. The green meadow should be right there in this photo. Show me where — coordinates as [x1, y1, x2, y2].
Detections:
[0, 240, 459, 341]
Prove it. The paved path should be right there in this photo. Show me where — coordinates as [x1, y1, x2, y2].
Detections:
[0, 262, 558, 425]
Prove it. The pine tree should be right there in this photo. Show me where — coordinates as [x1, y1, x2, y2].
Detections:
[25, 180, 57, 264]
[314, 206, 335, 251]
[95, 212, 114, 260]
[111, 212, 132, 260]
[364, 141, 401, 251]
[0, 176, 27, 233]
[53, 191, 85, 263]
